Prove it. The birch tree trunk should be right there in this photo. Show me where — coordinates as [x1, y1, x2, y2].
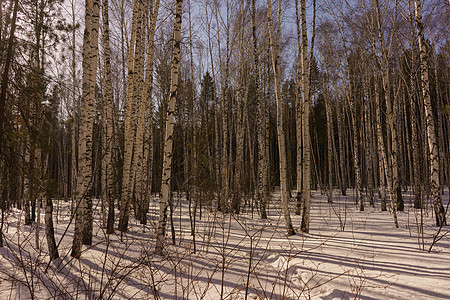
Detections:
[410, 75, 423, 209]
[374, 0, 402, 216]
[24, 143, 33, 225]
[375, 76, 397, 224]
[128, 0, 146, 220]
[101, 0, 115, 234]
[141, 0, 160, 225]
[119, 0, 143, 232]
[294, 0, 303, 215]
[234, 4, 247, 214]
[154, 0, 183, 255]
[406, 34, 420, 204]
[414, 0, 446, 226]
[363, 75, 374, 206]
[297, 0, 311, 233]
[433, 52, 446, 195]
[205, 2, 221, 201]
[134, 0, 160, 224]
[215, 0, 230, 213]
[252, 0, 267, 219]
[45, 190, 58, 260]
[82, 0, 99, 245]
[337, 102, 347, 196]
[348, 84, 363, 211]
[45, 145, 59, 261]
[324, 77, 333, 204]
[71, 0, 100, 258]
[266, 0, 295, 236]
[70, 0, 78, 217]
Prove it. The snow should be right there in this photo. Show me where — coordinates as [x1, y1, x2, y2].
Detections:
[0, 189, 449, 299]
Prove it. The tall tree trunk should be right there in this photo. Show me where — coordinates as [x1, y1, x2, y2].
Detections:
[414, 0, 446, 226]
[348, 84, 363, 211]
[134, 0, 160, 225]
[297, 0, 313, 233]
[215, 0, 230, 213]
[234, 5, 247, 214]
[25, 143, 33, 225]
[82, 0, 100, 245]
[141, 0, 160, 225]
[324, 77, 333, 204]
[154, 0, 183, 255]
[363, 76, 374, 207]
[373, 0, 402, 217]
[101, 0, 115, 234]
[71, 0, 100, 258]
[128, 1, 146, 221]
[0, 0, 20, 246]
[205, 2, 221, 201]
[374, 76, 397, 223]
[266, 0, 295, 236]
[294, 0, 303, 215]
[410, 72, 423, 208]
[433, 52, 446, 194]
[70, 0, 78, 217]
[119, 0, 143, 232]
[45, 147, 59, 261]
[337, 102, 347, 196]
[252, 0, 267, 219]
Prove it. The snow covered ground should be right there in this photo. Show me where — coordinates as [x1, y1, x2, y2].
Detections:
[0, 189, 449, 299]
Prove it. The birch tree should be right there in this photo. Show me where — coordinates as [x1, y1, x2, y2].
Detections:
[134, 0, 160, 224]
[297, 0, 314, 232]
[414, 0, 446, 226]
[212, 0, 231, 213]
[101, 0, 115, 233]
[72, 0, 100, 258]
[155, 0, 183, 255]
[119, 0, 144, 232]
[323, 76, 334, 204]
[266, 0, 295, 236]
[373, 0, 402, 214]
[294, 0, 303, 215]
[252, 0, 268, 219]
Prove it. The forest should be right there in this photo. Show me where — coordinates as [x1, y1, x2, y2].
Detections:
[0, 0, 449, 298]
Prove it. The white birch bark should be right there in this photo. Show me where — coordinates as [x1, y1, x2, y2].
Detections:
[298, 0, 311, 233]
[213, 0, 230, 212]
[373, 0, 402, 217]
[154, 0, 183, 255]
[266, 0, 295, 236]
[347, 85, 363, 211]
[134, 0, 160, 224]
[294, 0, 303, 215]
[252, 0, 267, 218]
[337, 103, 347, 196]
[129, 2, 146, 218]
[70, 0, 78, 217]
[414, 0, 446, 226]
[101, 0, 115, 233]
[118, 0, 143, 232]
[374, 76, 396, 222]
[234, 5, 247, 213]
[71, 0, 100, 258]
[323, 76, 334, 204]
[83, 0, 99, 245]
